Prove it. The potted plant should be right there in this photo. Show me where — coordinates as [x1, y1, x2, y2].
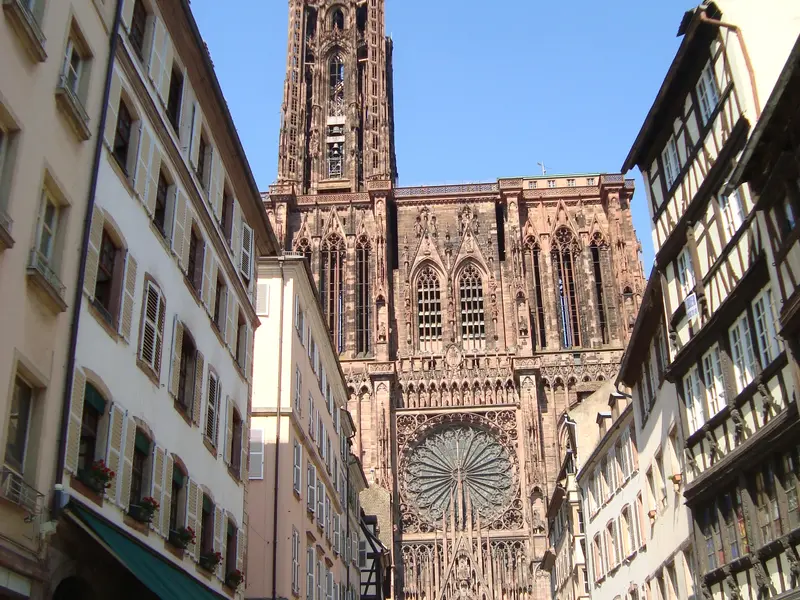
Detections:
[226, 569, 244, 589]
[169, 526, 196, 549]
[129, 496, 160, 523]
[199, 551, 223, 572]
[77, 459, 116, 494]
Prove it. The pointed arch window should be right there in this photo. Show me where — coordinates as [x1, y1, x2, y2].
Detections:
[416, 266, 442, 353]
[331, 8, 344, 30]
[295, 238, 312, 268]
[459, 264, 486, 350]
[552, 227, 581, 348]
[526, 237, 547, 349]
[356, 237, 371, 356]
[328, 54, 344, 110]
[320, 235, 345, 353]
[590, 233, 610, 344]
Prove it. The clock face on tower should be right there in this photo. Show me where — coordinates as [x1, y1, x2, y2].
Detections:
[402, 425, 515, 527]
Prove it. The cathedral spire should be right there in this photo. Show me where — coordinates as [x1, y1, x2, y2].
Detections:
[277, 0, 397, 193]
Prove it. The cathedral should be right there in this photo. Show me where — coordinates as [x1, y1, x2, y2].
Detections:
[264, 1, 646, 598]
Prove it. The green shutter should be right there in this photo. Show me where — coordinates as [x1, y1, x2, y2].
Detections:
[135, 431, 151, 453]
[84, 383, 107, 413]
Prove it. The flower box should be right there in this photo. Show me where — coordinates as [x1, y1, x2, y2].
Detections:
[199, 551, 222, 572]
[168, 526, 195, 550]
[226, 569, 244, 589]
[77, 460, 116, 494]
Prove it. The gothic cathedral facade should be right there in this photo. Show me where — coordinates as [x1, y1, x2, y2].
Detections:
[265, 2, 646, 598]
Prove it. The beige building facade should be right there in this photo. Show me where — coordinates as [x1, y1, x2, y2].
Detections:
[0, 0, 116, 597]
[248, 256, 365, 600]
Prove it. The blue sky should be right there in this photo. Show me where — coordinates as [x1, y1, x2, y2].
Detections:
[190, 0, 695, 268]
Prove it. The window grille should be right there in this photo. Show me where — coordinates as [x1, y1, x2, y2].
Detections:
[459, 264, 486, 350]
[416, 266, 442, 352]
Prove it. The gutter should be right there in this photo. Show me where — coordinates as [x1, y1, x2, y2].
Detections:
[54, 0, 124, 516]
[270, 259, 286, 600]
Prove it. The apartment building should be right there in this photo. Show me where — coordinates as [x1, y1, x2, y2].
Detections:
[42, 0, 279, 598]
[248, 255, 365, 600]
[612, 274, 695, 600]
[542, 381, 616, 600]
[622, 2, 800, 598]
[0, 0, 117, 597]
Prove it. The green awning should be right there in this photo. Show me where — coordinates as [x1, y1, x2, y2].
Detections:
[85, 383, 107, 413]
[69, 503, 224, 600]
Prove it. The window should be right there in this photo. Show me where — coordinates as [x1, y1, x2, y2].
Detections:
[61, 34, 86, 99]
[696, 61, 720, 126]
[249, 428, 264, 479]
[528, 241, 547, 349]
[587, 177, 596, 186]
[321, 235, 345, 353]
[236, 311, 247, 369]
[700, 504, 722, 570]
[719, 490, 748, 561]
[459, 264, 486, 350]
[128, 0, 148, 60]
[200, 495, 214, 556]
[292, 528, 301, 594]
[779, 193, 798, 239]
[196, 132, 210, 190]
[113, 99, 134, 172]
[166, 65, 184, 131]
[656, 451, 668, 509]
[153, 170, 171, 238]
[567, 178, 576, 187]
[317, 481, 325, 525]
[177, 331, 197, 415]
[729, 313, 757, 393]
[239, 221, 254, 282]
[129, 431, 151, 508]
[621, 506, 635, 556]
[308, 395, 315, 439]
[416, 266, 443, 352]
[94, 230, 122, 324]
[139, 280, 165, 374]
[355, 238, 371, 356]
[213, 276, 226, 332]
[702, 345, 725, 417]
[752, 289, 779, 369]
[205, 372, 220, 445]
[676, 248, 695, 299]
[781, 449, 800, 530]
[230, 408, 243, 475]
[225, 520, 237, 581]
[293, 440, 302, 494]
[662, 136, 681, 189]
[35, 190, 60, 267]
[187, 227, 204, 294]
[683, 365, 705, 433]
[719, 190, 744, 237]
[4, 377, 33, 473]
[221, 191, 234, 246]
[306, 547, 315, 600]
[590, 234, 609, 344]
[331, 8, 344, 29]
[547, 179, 556, 189]
[169, 466, 186, 533]
[294, 367, 302, 413]
[752, 463, 782, 544]
[307, 462, 316, 513]
[79, 383, 106, 472]
[552, 228, 580, 348]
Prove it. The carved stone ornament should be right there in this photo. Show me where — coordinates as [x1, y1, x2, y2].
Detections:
[444, 344, 463, 370]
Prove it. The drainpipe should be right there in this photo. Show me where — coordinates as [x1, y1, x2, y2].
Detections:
[345, 431, 355, 594]
[699, 11, 761, 119]
[270, 259, 286, 600]
[53, 0, 124, 516]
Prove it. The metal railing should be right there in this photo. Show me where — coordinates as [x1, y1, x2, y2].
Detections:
[28, 249, 66, 298]
[1, 467, 44, 514]
[56, 74, 90, 124]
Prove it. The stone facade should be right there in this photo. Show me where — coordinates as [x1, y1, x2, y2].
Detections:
[267, 2, 646, 598]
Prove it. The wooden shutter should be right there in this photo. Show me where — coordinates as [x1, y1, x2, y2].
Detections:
[307, 463, 316, 511]
[83, 206, 104, 296]
[158, 34, 174, 103]
[105, 403, 125, 504]
[168, 316, 184, 396]
[179, 83, 195, 152]
[172, 189, 187, 265]
[189, 103, 203, 168]
[224, 397, 234, 464]
[240, 418, 249, 480]
[148, 17, 166, 89]
[205, 372, 218, 444]
[213, 506, 224, 578]
[240, 221, 253, 280]
[103, 72, 122, 148]
[201, 246, 213, 309]
[236, 527, 246, 573]
[161, 454, 174, 536]
[210, 153, 224, 217]
[192, 351, 205, 425]
[119, 253, 138, 340]
[140, 282, 165, 373]
[231, 201, 241, 266]
[186, 478, 199, 558]
[64, 369, 86, 474]
[182, 211, 193, 274]
[118, 414, 136, 509]
[133, 122, 152, 201]
[151, 446, 165, 531]
[144, 146, 161, 216]
[225, 296, 237, 350]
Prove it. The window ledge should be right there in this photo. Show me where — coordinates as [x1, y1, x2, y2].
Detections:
[55, 77, 91, 141]
[26, 251, 67, 313]
[203, 436, 217, 458]
[88, 297, 121, 340]
[135, 358, 161, 387]
[227, 465, 242, 484]
[68, 474, 104, 508]
[123, 513, 151, 536]
[2, 0, 46, 62]
[173, 398, 194, 427]
[0, 208, 13, 250]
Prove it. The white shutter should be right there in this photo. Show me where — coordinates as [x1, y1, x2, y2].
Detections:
[118, 413, 137, 510]
[306, 547, 315, 600]
[240, 221, 253, 280]
[150, 446, 165, 531]
[148, 17, 166, 87]
[213, 506, 224, 579]
[248, 427, 264, 479]
[64, 369, 86, 475]
[317, 482, 324, 525]
[160, 454, 174, 537]
[119, 253, 138, 340]
[186, 478, 199, 558]
[224, 396, 234, 465]
[104, 403, 125, 504]
[257, 281, 269, 315]
[333, 513, 340, 554]
[307, 463, 316, 512]
[205, 372, 219, 445]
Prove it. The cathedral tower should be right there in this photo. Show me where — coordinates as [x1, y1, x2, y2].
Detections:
[278, 0, 397, 193]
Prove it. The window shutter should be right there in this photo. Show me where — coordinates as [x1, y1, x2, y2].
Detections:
[333, 514, 340, 554]
[307, 463, 316, 512]
[144, 147, 161, 216]
[213, 506, 224, 578]
[224, 396, 234, 464]
[225, 296, 238, 351]
[148, 17, 166, 90]
[231, 201, 241, 265]
[185, 478, 199, 559]
[182, 214, 195, 278]
[179, 83, 195, 152]
[172, 189, 187, 265]
[160, 454, 173, 536]
[189, 103, 203, 168]
[192, 351, 205, 425]
[65, 369, 86, 474]
[236, 526, 246, 573]
[240, 419, 249, 480]
[151, 446, 165, 531]
[157, 34, 174, 103]
[117, 253, 138, 340]
[257, 282, 269, 316]
[140, 282, 159, 369]
[240, 221, 253, 280]
[201, 245, 213, 309]
[205, 373, 218, 443]
[168, 316, 184, 396]
[219, 511, 229, 581]
[83, 206, 104, 296]
[118, 413, 136, 510]
[208, 261, 219, 317]
[134, 122, 152, 202]
[105, 403, 125, 504]
[210, 151, 224, 216]
[317, 481, 324, 522]
[103, 72, 122, 148]
[249, 427, 263, 479]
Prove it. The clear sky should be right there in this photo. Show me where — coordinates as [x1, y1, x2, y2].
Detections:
[190, 0, 696, 269]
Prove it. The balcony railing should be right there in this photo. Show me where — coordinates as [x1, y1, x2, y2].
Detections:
[2, 0, 46, 62]
[29, 250, 65, 296]
[27, 249, 67, 312]
[55, 74, 91, 141]
[1, 467, 44, 515]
